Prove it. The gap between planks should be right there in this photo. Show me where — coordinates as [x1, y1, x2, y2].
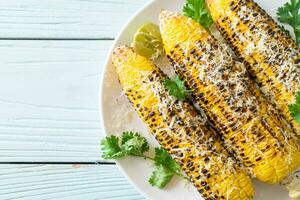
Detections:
[0, 38, 114, 41]
[0, 161, 115, 165]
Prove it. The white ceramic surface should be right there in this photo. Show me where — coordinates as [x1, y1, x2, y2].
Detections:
[100, 0, 291, 199]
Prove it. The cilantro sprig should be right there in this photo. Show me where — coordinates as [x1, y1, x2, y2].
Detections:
[101, 132, 188, 189]
[101, 132, 149, 159]
[149, 148, 184, 188]
[289, 92, 300, 124]
[164, 76, 191, 101]
[277, 0, 300, 44]
[183, 0, 213, 30]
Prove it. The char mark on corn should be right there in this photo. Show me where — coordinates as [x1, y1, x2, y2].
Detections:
[112, 46, 254, 200]
[159, 10, 300, 185]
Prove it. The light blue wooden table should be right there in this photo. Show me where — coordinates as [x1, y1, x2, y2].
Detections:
[0, 1, 148, 199]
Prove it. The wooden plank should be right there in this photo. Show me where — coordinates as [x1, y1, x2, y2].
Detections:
[0, 0, 148, 39]
[0, 40, 112, 162]
[0, 163, 290, 200]
[0, 164, 144, 200]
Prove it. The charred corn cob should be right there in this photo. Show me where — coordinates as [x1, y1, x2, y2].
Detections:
[159, 10, 300, 184]
[112, 46, 253, 200]
[207, 0, 300, 136]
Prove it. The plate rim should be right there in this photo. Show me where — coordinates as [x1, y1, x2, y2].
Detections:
[98, 0, 291, 199]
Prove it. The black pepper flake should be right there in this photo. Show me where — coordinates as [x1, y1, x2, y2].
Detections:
[255, 157, 262, 161]
[190, 49, 196, 54]
[186, 162, 193, 168]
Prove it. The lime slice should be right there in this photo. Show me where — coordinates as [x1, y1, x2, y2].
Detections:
[132, 22, 164, 60]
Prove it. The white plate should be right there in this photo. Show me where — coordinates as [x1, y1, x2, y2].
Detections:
[100, 0, 291, 199]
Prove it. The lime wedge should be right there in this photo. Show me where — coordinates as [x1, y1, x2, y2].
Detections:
[132, 22, 164, 60]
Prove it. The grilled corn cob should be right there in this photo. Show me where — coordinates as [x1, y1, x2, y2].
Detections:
[159, 10, 300, 184]
[112, 46, 253, 200]
[207, 0, 300, 136]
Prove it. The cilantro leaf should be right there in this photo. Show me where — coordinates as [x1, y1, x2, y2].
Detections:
[183, 0, 213, 30]
[277, 0, 300, 44]
[149, 148, 185, 188]
[164, 76, 190, 101]
[148, 165, 175, 189]
[154, 147, 181, 173]
[289, 92, 300, 123]
[121, 131, 149, 156]
[100, 135, 125, 159]
[101, 132, 149, 159]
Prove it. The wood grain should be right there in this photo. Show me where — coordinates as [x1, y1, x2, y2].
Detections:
[0, 1, 149, 199]
[0, 40, 111, 162]
[0, 164, 145, 200]
[0, 0, 148, 39]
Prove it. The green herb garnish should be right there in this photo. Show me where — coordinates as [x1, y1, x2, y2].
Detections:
[164, 76, 191, 101]
[149, 148, 184, 188]
[277, 0, 300, 44]
[101, 135, 126, 159]
[101, 132, 188, 189]
[121, 131, 150, 156]
[153, 147, 181, 173]
[148, 165, 174, 189]
[183, 0, 213, 30]
[101, 132, 149, 159]
[289, 92, 300, 124]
